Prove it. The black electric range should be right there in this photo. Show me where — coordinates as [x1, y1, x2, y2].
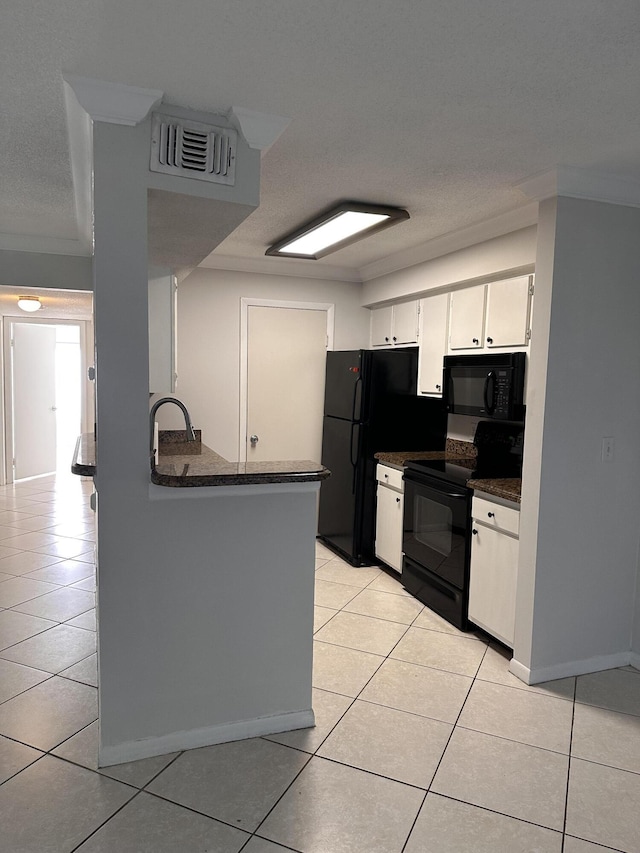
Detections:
[401, 422, 524, 629]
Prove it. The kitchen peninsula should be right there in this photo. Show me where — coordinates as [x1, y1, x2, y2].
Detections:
[73, 431, 328, 766]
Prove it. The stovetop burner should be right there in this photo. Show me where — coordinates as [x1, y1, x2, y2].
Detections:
[406, 422, 525, 488]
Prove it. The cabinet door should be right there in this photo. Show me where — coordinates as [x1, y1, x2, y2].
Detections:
[371, 306, 393, 347]
[468, 523, 518, 647]
[485, 276, 532, 348]
[391, 301, 419, 345]
[375, 484, 404, 573]
[418, 293, 449, 395]
[448, 286, 486, 350]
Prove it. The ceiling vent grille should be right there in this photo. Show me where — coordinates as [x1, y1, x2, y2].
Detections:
[150, 113, 237, 185]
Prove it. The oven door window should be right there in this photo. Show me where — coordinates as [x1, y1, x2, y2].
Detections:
[414, 496, 452, 557]
[403, 479, 468, 589]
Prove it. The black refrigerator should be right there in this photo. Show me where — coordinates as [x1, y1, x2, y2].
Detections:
[318, 348, 446, 566]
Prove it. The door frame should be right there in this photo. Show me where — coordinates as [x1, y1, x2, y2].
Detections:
[2, 316, 92, 485]
[238, 297, 335, 463]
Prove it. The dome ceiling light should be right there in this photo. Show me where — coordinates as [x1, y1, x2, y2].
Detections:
[17, 296, 43, 312]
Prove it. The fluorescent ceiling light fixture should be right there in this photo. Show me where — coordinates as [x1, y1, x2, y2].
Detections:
[17, 296, 42, 312]
[266, 202, 410, 259]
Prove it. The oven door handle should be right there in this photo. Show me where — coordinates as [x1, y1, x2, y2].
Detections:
[484, 371, 496, 415]
[404, 474, 469, 500]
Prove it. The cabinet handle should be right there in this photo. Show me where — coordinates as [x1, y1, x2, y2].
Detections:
[385, 336, 389, 342]
[436, 384, 441, 390]
[487, 512, 495, 518]
[487, 336, 493, 344]
[396, 497, 401, 503]
[472, 529, 478, 535]
[472, 337, 479, 344]
[392, 336, 397, 342]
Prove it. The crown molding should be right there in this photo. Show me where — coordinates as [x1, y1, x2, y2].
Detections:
[359, 204, 539, 282]
[515, 166, 640, 208]
[228, 106, 291, 153]
[0, 233, 90, 256]
[197, 253, 361, 283]
[62, 74, 164, 126]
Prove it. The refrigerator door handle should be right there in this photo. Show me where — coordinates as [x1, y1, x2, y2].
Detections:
[351, 375, 363, 422]
[349, 422, 360, 494]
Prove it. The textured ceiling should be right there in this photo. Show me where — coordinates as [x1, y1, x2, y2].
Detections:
[0, 286, 92, 320]
[2, 1, 640, 276]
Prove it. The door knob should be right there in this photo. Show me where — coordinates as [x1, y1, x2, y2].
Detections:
[250, 434, 259, 446]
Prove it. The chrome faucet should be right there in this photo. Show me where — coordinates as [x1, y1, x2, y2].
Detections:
[149, 397, 197, 455]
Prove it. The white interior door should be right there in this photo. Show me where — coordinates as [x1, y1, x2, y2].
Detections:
[12, 323, 58, 480]
[246, 306, 328, 462]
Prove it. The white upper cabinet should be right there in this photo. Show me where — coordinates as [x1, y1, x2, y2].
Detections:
[392, 301, 420, 344]
[371, 306, 394, 346]
[371, 301, 419, 347]
[448, 285, 486, 350]
[417, 292, 449, 396]
[485, 276, 532, 348]
[448, 276, 533, 353]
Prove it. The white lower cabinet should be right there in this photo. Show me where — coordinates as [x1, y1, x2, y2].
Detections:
[468, 495, 520, 648]
[375, 464, 404, 573]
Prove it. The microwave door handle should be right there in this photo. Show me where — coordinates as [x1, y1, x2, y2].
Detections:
[484, 371, 496, 415]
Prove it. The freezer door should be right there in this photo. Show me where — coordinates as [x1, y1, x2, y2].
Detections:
[323, 351, 364, 421]
[318, 415, 363, 562]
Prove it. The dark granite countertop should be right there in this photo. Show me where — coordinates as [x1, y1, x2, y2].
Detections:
[71, 434, 96, 476]
[467, 478, 521, 504]
[375, 439, 477, 468]
[72, 433, 330, 488]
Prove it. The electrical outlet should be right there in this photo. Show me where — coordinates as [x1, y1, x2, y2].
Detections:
[601, 436, 614, 462]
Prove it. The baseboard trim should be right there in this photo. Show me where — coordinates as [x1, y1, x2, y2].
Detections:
[509, 651, 632, 685]
[98, 708, 315, 768]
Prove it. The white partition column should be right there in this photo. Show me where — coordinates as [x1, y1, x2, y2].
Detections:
[514, 192, 640, 682]
[68, 78, 316, 765]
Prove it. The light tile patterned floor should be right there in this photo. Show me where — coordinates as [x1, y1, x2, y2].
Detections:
[0, 473, 639, 851]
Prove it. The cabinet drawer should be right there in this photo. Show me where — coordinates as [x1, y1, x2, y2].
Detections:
[472, 496, 519, 536]
[376, 464, 404, 491]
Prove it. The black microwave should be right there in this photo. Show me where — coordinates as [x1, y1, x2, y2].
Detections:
[443, 352, 526, 421]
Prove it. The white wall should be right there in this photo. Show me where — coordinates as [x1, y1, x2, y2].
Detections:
[174, 267, 371, 461]
[361, 226, 537, 307]
[0, 250, 92, 291]
[514, 196, 640, 681]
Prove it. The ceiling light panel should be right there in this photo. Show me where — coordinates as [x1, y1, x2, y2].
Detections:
[266, 202, 409, 260]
